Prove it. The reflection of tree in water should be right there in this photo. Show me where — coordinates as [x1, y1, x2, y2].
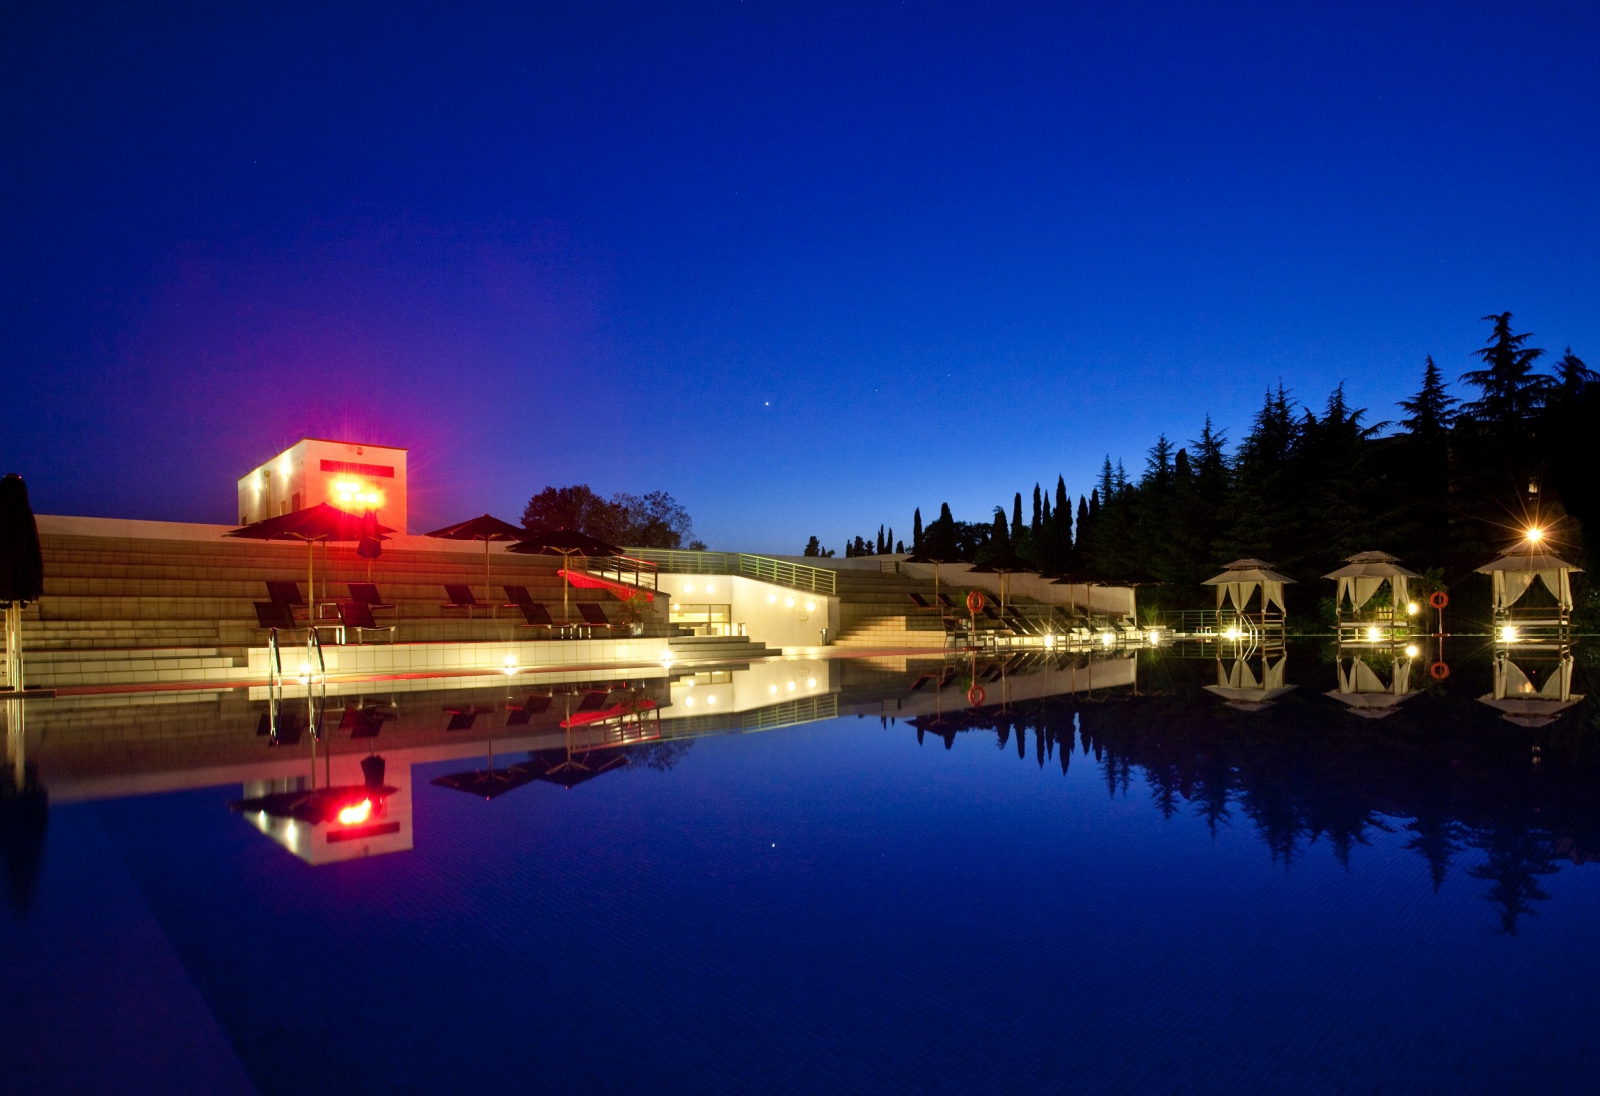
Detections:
[623, 738, 694, 772]
[908, 653, 1600, 934]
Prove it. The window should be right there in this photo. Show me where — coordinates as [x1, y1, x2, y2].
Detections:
[321, 459, 395, 478]
[670, 603, 733, 637]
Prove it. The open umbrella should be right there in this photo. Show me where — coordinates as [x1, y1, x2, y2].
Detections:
[431, 764, 539, 800]
[424, 514, 525, 618]
[0, 475, 44, 697]
[507, 528, 622, 623]
[1048, 568, 1113, 627]
[901, 550, 961, 610]
[968, 551, 1038, 614]
[226, 503, 395, 622]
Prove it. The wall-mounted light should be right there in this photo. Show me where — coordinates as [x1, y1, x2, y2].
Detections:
[1526, 527, 1544, 544]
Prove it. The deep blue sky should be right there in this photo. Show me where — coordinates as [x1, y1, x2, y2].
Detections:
[3, 2, 1597, 551]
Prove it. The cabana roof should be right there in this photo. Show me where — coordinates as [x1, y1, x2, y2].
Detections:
[1323, 552, 1421, 581]
[1475, 548, 1583, 574]
[1202, 560, 1295, 586]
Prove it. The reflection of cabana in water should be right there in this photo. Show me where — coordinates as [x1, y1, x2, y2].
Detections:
[1323, 551, 1421, 643]
[1326, 652, 1417, 719]
[1204, 652, 1295, 712]
[1476, 541, 1583, 640]
[1478, 649, 1584, 728]
[1202, 559, 1294, 635]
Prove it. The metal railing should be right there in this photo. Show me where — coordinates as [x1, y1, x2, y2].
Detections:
[626, 549, 837, 596]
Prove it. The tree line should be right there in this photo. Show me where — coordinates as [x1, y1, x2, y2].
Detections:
[521, 485, 704, 549]
[867, 313, 1594, 614]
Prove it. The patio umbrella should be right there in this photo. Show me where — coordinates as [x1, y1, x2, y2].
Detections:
[0, 475, 44, 695]
[424, 514, 525, 618]
[968, 551, 1038, 614]
[515, 746, 630, 789]
[226, 503, 395, 620]
[507, 528, 622, 623]
[901, 550, 961, 609]
[1048, 568, 1113, 626]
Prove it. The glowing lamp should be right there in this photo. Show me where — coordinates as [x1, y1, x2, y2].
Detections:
[682, 582, 696, 594]
[704, 583, 715, 594]
[1223, 628, 1240, 641]
[337, 799, 373, 826]
[807, 677, 817, 688]
[1404, 645, 1420, 658]
[769, 684, 778, 695]
[706, 694, 717, 705]
[503, 655, 517, 675]
[1366, 626, 1382, 642]
[683, 695, 695, 708]
[767, 593, 777, 604]
[1526, 527, 1544, 544]
[804, 599, 816, 612]
[785, 596, 795, 608]
[1407, 602, 1419, 616]
[1101, 633, 1115, 647]
[1500, 625, 1519, 642]
[787, 680, 797, 691]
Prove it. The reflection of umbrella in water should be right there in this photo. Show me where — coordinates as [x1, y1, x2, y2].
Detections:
[424, 514, 525, 618]
[968, 551, 1038, 615]
[227, 504, 395, 619]
[1, 474, 46, 696]
[507, 528, 623, 622]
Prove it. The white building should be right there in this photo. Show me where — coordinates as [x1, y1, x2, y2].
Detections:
[237, 438, 409, 532]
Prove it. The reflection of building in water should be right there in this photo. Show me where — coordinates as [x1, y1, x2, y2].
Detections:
[1205, 650, 1295, 712]
[1323, 551, 1422, 644]
[1478, 648, 1585, 728]
[1, 698, 48, 911]
[237, 753, 412, 865]
[1326, 650, 1419, 719]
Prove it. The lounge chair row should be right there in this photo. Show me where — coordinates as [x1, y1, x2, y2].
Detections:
[253, 580, 627, 640]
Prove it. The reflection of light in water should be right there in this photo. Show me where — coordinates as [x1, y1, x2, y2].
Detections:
[338, 799, 373, 826]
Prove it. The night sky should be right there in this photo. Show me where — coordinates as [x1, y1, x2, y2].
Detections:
[3, 2, 1596, 552]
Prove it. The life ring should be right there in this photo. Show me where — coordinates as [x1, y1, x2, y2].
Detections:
[1428, 591, 1449, 610]
[966, 590, 986, 615]
[1430, 661, 1450, 681]
[967, 684, 986, 706]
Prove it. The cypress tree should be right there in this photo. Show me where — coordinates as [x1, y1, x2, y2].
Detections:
[1011, 493, 1024, 544]
[1031, 484, 1042, 535]
[913, 508, 923, 551]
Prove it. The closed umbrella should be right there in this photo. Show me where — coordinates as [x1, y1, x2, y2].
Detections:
[1048, 568, 1113, 627]
[226, 503, 394, 622]
[424, 514, 525, 618]
[507, 528, 622, 623]
[0, 475, 44, 696]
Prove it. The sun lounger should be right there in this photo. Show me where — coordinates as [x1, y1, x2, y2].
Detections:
[576, 690, 609, 712]
[336, 600, 397, 644]
[254, 600, 300, 631]
[442, 584, 484, 617]
[502, 584, 535, 607]
[266, 581, 305, 608]
[576, 601, 623, 634]
[514, 601, 555, 628]
[347, 582, 395, 609]
[908, 593, 932, 609]
[936, 593, 955, 608]
[444, 707, 479, 731]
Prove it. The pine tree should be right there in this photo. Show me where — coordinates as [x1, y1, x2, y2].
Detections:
[1462, 312, 1547, 425]
[1398, 355, 1457, 437]
[803, 536, 821, 557]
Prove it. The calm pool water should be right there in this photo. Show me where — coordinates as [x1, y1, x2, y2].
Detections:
[3, 643, 1598, 1094]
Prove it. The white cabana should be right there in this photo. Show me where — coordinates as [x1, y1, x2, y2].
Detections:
[1478, 651, 1583, 728]
[1475, 546, 1582, 622]
[1202, 559, 1295, 616]
[1204, 653, 1295, 711]
[1323, 551, 1420, 614]
[1326, 654, 1417, 719]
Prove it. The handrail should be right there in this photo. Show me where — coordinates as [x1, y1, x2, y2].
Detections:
[625, 549, 837, 596]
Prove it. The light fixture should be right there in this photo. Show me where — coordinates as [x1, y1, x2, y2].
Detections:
[767, 593, 777, 604]
[1526, 527, 1544, 544]
[706, 694, 717, 705]
[1366, 626, 1382, 642]
[769, 684, 778, 695]
[704, 583, 714, 594]
[660, 651, 674, 669]
[807, 677, 817, 688]
[787, 680, 797, 691]
[785, 596, 795, 608]
[683, 582, 696, 594]
[1500, 625, 1519, 642]
[804, 599, 816, 612]
[1101, 633, 1115, 647]
[683, 695, 695, 707]
[337, 799, 373, 826]
[1223, 628, 1240, 640]
[503, 655, 517, 675]
[1407, 602, 1419, 615]
[1404, 644, 1419, 658]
